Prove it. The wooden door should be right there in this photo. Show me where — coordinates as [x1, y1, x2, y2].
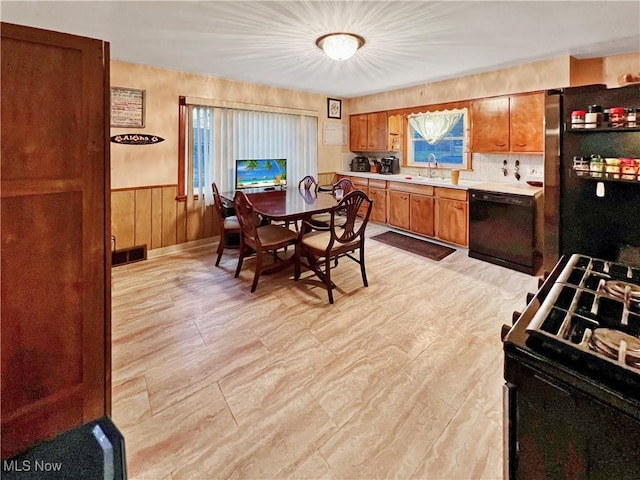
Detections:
[388, 190, 410, 230]
[410, 194, 435, 236]
[1, 23, 110, 458]
[367, 112, 389, 150]
[510, 93, 544, 153]
[436, 199, 468, 246]
[471, 97, 509, 152]
[369, 187, 387, 223]
[349, 114, 368, 151]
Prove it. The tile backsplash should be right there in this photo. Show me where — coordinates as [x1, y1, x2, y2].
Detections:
[342, 152, 544, 184]
[460, 153, 544, 183]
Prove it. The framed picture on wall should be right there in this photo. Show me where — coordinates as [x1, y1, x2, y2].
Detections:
[111, 87, 145, 128]
[327, 98, 341, 119]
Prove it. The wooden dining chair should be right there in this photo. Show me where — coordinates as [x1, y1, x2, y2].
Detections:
[234, 190, 298, 292]
[295, 190, 373, 304]
[298, 175, 318, 192]
[309, 177, 356, 229]
[213, 182, 241, 267]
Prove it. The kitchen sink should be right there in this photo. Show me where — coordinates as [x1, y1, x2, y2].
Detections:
[403, 176, 451, 184]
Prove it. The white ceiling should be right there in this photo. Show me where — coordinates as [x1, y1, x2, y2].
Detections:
[2, 1, 639, 98]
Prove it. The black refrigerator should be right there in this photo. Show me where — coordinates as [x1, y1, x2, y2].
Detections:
[543, 83, 640, 270]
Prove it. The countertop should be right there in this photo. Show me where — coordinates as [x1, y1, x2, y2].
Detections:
[337, 171, 543, 196]
[471, 182, 543, 197]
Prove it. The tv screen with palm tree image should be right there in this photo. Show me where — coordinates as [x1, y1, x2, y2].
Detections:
[235, 159, 287, 189]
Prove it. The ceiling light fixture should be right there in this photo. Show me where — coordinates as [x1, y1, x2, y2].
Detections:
[315, 33, 365, 61]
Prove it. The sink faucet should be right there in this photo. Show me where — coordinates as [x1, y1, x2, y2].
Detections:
[427, 154, 438, 177]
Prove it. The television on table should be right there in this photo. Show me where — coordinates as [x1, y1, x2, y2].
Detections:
[235, 159, 287, 190]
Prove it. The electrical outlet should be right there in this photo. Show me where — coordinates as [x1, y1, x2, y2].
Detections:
[527, 166, 543, 178]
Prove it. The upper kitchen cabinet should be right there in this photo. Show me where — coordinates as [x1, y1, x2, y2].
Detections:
[471, 97, 510, 152]
[350, 112, 388, 151]
[471, 93, 544, 153]
[510, 92, 544, 153]
[387, 114, 403, 152]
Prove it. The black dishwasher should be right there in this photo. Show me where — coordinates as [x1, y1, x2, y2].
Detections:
[469, 190, 541, 275]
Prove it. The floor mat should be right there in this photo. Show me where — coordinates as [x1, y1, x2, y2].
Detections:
[370, 231, 455, 261]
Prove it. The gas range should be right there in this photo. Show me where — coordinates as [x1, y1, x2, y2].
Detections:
[525, 254, 640, 394]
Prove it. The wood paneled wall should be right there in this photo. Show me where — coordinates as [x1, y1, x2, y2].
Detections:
[318, 172, 337, 187]
[112, 176, 337, 252]
[111, 185, 216, 251]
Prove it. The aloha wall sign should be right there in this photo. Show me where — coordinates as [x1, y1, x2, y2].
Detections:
[110, 134, 165, 145]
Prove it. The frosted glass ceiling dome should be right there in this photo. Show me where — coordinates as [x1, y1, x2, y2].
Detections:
[316, 33, 365, 61]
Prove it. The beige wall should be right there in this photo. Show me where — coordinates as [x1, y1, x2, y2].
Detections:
[603, 52, 640, 87]
[110, 61, 347, 189]
[347, 52, 640, 115]
[347, 58, 570, 114]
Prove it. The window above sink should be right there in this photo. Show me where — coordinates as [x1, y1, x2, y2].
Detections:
[407, 108, 470, 170]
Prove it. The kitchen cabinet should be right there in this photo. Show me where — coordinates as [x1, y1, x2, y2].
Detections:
[410, 194, 435, 236]
[388, 183, 435, 236]
[510, 92, 544, 152]
[350, 176, 370, 217]
[471, 97, 510, 152]
[1, 23, 111, 458]
[388, 114, 403, 152]
[471, 93, 544, 153]
[350, 112, 389, 151]
[368, 179, 387, 223]
[388, 190, 410, 229]
[435, 188, 468, 246]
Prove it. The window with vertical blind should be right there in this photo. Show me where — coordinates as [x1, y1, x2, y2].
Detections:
[184, 101, 318, 204]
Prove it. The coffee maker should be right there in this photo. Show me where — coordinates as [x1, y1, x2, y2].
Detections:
[350, 156, 370, 172]
[379, 156, 400, 174]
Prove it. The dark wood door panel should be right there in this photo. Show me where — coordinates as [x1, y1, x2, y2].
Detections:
[1, 192, 84, 413]
[1, 22, 110, 458]
[1, 37, 84, 181]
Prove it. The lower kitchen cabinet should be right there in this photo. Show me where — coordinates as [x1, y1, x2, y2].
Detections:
[388, 190, 410, 229]
[410, 194, 435, 236]
[368, 180, 387, 223]
[336, 176, 468, 248]
[435, 188, 468, 246]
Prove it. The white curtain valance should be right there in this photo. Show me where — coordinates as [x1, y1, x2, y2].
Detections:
[408, 108, 467, 145]
[184, 96, 318, 117]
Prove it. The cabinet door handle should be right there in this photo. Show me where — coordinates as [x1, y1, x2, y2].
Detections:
[496, 143, 507, 147]
[516, 143, 527, 147]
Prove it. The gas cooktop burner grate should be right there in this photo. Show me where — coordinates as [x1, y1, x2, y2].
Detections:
[526, 254, 640, 379]
[588, 328, 640, 367]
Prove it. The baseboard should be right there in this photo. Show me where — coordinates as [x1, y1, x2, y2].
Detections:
[147, 237, 216, 259]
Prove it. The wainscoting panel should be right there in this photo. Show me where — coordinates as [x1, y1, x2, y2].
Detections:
[162, 186, 178, 247]
[111, 185, 214, 251]
[111, 177, 340, 252]
[134, 189, 152, 250]
[318, 172, 336, 187]
[151, 188, 163, 249]
[112, 190, 135, 249]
